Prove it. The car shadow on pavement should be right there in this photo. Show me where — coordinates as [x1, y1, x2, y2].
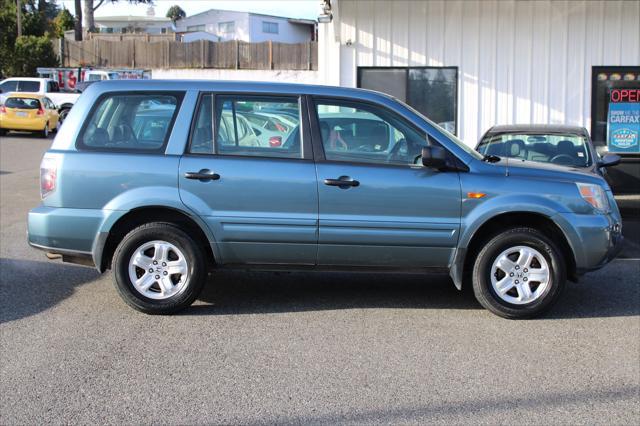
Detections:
[190, 270, 482, 316]
[189, 263, 639, 319]
[1, 131, 54, 140]
[0, 258, 99, 324]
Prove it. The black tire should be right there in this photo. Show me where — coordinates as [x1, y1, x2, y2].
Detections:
[59, 108, 70, 123]
[40, 123, 49, 138]
[472, 227, 566, 319]
[112, 222, 207, 314]
[0, 129, 6, 136]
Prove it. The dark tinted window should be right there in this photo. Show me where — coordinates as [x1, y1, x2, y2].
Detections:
[78, 93, 181, 151]
[5, 97, 40, 109]
[17, 81, 41, 92]
[358, 67, 458, 135]
[591, 67, 640, 146]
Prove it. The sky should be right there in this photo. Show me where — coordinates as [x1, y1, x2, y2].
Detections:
[58, 0, 320, 21]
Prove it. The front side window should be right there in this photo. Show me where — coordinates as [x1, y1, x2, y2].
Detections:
[315, 100, 428, 166]
[78, 93, 181, 151]
[17, 81, 40, 92]
[477, 133, 591, 167]
[190, 94, 302, 159]
[262, 22, 279, 34]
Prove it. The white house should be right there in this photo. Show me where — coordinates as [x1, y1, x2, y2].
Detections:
[175, 9, 316, 43]
[93, 15, 172, 34]
[317, 0, 640, 146]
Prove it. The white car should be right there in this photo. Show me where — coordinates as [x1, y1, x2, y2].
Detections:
[0, 78, 79, 122]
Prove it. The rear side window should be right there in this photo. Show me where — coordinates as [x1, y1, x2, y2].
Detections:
[5, 97, 40, 109]
[78, 93, 182, 151]
[17, 81, 40, 92]
[190, 94, 303, 159]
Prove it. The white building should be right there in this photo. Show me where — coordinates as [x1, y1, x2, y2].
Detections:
[175, 9, 316, 43]
[317, 0, 640, 146]
[93, 15, 172, 34]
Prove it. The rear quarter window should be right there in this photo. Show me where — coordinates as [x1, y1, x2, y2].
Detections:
[77, 92, 183, 152]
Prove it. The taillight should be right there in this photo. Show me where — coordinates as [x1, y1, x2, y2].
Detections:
[0, 105, 6, 114]
[37, 105, 45, 115]
[269, 136, 282, 147]
[40, 157, 57, 199]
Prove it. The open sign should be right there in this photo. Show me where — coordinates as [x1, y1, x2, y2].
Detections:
[610, 88, 640, 103]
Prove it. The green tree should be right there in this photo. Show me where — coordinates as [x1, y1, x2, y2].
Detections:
[166, 5, 185, 24]
[9, 35, 58, 76]
[0, 0, 61, 77]
[53, 8, 75, 38]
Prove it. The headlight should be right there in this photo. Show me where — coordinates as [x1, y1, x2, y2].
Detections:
[576, 183, 609, 212]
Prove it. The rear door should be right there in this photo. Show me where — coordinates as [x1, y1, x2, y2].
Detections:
[311, 98, 462, 268]
[179, 93, 318, 265]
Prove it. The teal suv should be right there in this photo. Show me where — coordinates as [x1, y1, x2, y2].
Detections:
[28, 80, 623, 318]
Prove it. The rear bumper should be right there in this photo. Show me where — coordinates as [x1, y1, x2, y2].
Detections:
[0, 117, 46, 131]
[27, 206, 104, 268]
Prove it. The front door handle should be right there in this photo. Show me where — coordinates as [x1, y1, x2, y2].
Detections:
[323, 176, 360, 188]
[184, 169, 220, 182]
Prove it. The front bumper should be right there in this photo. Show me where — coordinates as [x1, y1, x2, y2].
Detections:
[554, 211, 624, 274]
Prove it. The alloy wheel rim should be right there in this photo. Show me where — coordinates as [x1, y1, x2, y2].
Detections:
[490, 245, 551, 305]
[128, 240, 189, 300]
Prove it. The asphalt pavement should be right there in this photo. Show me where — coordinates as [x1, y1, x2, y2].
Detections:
[1, 133, 638, 424]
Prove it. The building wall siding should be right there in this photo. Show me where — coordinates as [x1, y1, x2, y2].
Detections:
[323, 0, 640, 145]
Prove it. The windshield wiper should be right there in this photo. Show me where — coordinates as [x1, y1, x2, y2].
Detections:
[483, 154, 501, 163]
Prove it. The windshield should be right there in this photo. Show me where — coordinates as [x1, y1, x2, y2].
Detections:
[477, 133, 591, 167]
[401, 101, 484, 160]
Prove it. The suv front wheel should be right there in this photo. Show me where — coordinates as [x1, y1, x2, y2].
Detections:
[472, 227, 566, 319]
[112, 222, 206, 314]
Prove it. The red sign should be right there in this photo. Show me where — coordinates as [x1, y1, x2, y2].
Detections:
[610, 88, 640, 103]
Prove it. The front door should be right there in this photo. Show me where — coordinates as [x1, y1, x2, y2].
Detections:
[312, 98, 461, 268]
[179, 93, 318, 265]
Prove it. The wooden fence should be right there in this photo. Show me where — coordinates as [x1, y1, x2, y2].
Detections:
[56, 39, 318, 71]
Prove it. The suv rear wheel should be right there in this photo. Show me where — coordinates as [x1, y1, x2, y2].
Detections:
[472, 227, 566, 319]
[112, 222, 206, 314]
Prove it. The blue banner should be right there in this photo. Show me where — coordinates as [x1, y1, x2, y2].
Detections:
[607, 101, 640, 153]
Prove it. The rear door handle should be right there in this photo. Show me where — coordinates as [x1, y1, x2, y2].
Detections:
[184, 169, 220, 182]
[323, 176, 360, 188]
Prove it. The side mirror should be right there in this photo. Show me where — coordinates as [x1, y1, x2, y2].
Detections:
[598, 153, 621, 168]
[421, 146, 447, 169]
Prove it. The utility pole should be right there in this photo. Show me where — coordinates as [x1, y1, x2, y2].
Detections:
[16, 0, 22, 37]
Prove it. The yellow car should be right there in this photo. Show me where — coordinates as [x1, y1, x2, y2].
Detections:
[0, 93, 60, 138]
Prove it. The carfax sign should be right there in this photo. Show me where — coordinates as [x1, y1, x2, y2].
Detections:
[607, 88, 640, 153]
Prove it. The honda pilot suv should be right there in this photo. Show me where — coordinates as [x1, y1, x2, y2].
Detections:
[28, 80, 623, 318]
